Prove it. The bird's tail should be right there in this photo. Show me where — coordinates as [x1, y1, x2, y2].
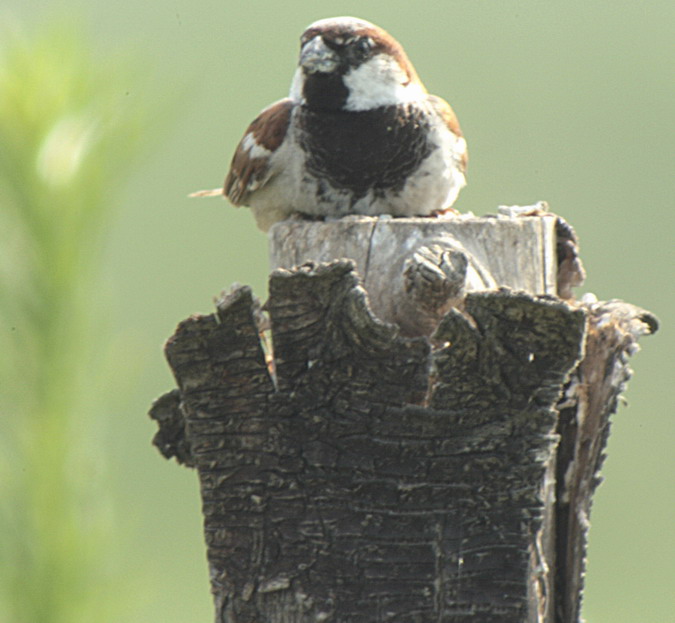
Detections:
[189, 188, 223, 198]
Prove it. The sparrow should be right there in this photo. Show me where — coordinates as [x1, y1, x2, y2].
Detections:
[195, 16, 468, 231]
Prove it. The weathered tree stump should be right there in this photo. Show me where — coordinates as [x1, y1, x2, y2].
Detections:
[149, 210, 656, 623]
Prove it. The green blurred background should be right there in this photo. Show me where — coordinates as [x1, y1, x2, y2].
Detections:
[1, 1, 672, 621]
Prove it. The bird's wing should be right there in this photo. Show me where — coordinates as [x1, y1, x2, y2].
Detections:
[224, 98, 295, 206]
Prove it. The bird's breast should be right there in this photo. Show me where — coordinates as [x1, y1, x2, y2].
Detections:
[296, 104, 433, 199]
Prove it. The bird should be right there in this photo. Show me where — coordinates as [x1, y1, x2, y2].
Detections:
[194, 16, 468, 232]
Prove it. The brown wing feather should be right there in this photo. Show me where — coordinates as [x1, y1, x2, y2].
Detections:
[224, 151, 269, 205]
[224, 98, 294, 206]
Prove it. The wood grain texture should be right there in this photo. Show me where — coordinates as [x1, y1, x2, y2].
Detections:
[553, 299, 658, 622]
[269, 214, 558, 336]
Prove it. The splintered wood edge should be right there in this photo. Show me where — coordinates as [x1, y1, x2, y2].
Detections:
[554, 298, 658, 622]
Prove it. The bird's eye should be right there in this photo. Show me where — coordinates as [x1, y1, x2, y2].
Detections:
[356, 36, 373, 53]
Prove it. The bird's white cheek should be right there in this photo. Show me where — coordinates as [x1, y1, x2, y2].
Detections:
[343, 56, 425, 111]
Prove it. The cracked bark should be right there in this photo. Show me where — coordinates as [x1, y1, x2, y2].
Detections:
[150, 213, 656, 622]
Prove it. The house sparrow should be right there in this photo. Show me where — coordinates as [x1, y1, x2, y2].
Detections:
[195, 16, 467, 231]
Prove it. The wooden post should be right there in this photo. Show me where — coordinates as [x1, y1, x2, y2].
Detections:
[149, 209, 656, 622]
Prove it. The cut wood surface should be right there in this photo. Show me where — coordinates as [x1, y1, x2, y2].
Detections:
[269, 209, 559, 336]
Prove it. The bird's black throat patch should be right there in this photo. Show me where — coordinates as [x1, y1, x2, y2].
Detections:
[302, 72, 350, 111]
[298, 104, 432, 199]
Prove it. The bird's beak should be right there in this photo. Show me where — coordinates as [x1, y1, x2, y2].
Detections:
[299, 36, 339, 73]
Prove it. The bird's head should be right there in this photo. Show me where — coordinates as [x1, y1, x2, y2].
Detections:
[289, 17, 426, 112]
